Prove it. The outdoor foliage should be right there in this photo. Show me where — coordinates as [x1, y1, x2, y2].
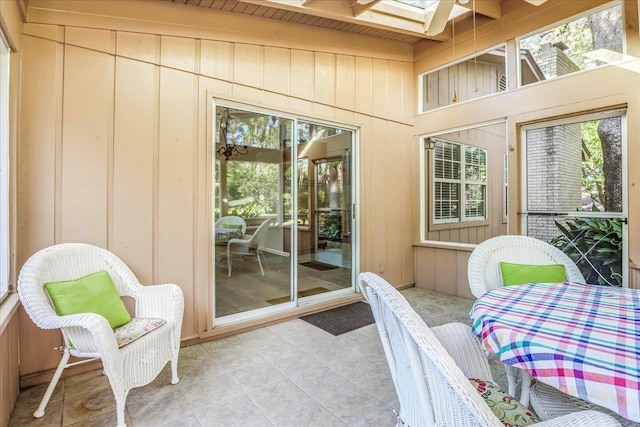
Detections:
[551, 215, 623, 286]
[321, 212, 342, 242]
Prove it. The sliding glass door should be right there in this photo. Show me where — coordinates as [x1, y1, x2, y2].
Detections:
[213, 102, 356, 324]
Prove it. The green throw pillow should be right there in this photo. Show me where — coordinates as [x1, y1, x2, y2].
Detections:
[221, 223, 243, 230]
[44, 270, 131, 328]
[499, 262, 566, 287]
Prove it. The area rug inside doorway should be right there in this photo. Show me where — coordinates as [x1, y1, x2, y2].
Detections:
[299, 261, 340, 271]
[266, 287, 329, 305]
[300, 302, 375, 336]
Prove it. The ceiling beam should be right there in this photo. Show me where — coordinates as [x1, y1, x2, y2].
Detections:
[350, 0, 382, 17]
[424, 0, 454, 36]
[457, 0, 502, 19]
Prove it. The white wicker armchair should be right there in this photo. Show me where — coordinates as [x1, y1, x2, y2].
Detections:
[357, 272, 620, 427]
[467, 235, 586, 401]
[467, 235, 585, 299]
[18, 243, 184, 427]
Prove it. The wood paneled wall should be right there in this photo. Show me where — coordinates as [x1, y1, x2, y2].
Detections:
[16, 2, 415, 384]
[425, 126, 507, 244]
[413, 0, 640, 296]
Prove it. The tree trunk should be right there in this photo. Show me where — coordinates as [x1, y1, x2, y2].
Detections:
[588, 7, 623, 212]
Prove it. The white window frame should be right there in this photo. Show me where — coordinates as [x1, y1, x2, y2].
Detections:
[417, 43, 508, 114]
[0, 30, 10, 301]
[516, 0, 625, 88]
[431, 138, 488, 225]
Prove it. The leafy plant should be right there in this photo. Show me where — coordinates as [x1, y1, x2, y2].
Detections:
[551, 216, 623, 286]
[322, 213, 342, 242]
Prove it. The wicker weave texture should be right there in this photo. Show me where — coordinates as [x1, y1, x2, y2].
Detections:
[357, 272, 620, 427]
[467, 235, 586, 299]
[17, 243, 184, 427]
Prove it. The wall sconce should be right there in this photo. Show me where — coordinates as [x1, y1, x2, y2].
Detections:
[425, 137, 437, 150]
[216, 108, 248, 162]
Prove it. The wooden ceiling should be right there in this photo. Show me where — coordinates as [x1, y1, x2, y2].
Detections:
[163, 0, 541, 44]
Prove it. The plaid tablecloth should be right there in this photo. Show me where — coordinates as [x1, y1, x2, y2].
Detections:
[470, 282, 640, 422]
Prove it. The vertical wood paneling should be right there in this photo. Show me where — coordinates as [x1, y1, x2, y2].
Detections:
[456, 250, 474, 299]
[112, 57, 158, 284]
[356, 113, 373, 273]
[0, 310, 20, 426]
[234, 43, 263, 89]
[158, 68, 197, 336]
[401, 61, 414, 124]
[336, 55, 355, 111]
[387, 61, 403, 123]
[161, 35, 196, 73]
[291, 49, 314, 100]
[434, 248, 456, 294]
[263, 47, 290, 94]
[414, 246, 436, 291]
[200, 40, 233, 81]
[0, 314, 19, 427]
[60, 45, 114, 246]
[370, 118, 387, 278]
[386, 123, 403, 285]
[65, 27, 115, 54]
[64, 27, 116, 55]
[17, 36, 61, 266]
[116, 32, 160, 64]
[354, 57, 372, 115]
[314, 52, 336, 106]
[371, 59, 388, 118]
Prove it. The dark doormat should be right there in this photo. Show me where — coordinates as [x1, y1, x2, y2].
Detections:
[266, 287, 329, 305]
[301, 302, 375, 336]
[299, 261, 340, 271]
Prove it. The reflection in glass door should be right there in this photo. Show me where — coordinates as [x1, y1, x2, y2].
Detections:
[296, 122, 353, 299]
[213, 103, 356, 324]
[522, 109, 628, 286]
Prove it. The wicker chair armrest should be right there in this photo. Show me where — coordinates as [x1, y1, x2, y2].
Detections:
[534, 410, 622, 426]
[134, 283, 184, 321]
[48, 312, 120, 355]
[431, 322, 494, 381]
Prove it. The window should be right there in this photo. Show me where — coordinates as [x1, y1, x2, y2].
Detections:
[0, 30, 10, 301]
[432, 139, 487, 224]
[518, 2, 623, 86]
[419, 45, 507, 112]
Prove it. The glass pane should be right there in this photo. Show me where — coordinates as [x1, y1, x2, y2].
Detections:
[519, 4, 623, 86]
[214, 106, 293, 318]
[526, 116, 623, 213]
[421, 45, 507, 112]
[526, 215, 623, 287]
[297, 124, 353, 297]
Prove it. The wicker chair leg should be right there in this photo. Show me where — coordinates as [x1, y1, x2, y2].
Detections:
[34, 348, 70, 418]
[170, 359, 179, 385]
[506, 364, 519, 397]
[115, 395, 127, 427]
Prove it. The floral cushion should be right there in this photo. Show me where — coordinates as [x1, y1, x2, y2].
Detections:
[469, 378, 540, 427]
[114, 317, 166, 348]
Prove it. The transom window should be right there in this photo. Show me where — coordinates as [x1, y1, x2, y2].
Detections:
[432, 139, 487, 223]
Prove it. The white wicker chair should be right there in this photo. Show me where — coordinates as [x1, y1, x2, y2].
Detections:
[530, 380, 640, 427]
[467, 235, 586, 299]
[18, 243, 184, 427]
[467, 235, 586, 400]
[357, 272, 620, 427]
[226, 217, 273, 277]
[214, 215, 247, 235]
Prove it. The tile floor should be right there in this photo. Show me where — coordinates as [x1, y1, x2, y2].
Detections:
[9, 287, 506, 427]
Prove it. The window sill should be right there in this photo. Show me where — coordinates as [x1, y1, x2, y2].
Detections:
[0, 292, 20, 336]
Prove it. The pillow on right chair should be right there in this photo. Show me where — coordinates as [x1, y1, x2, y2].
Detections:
[499, 262, 566, 287]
